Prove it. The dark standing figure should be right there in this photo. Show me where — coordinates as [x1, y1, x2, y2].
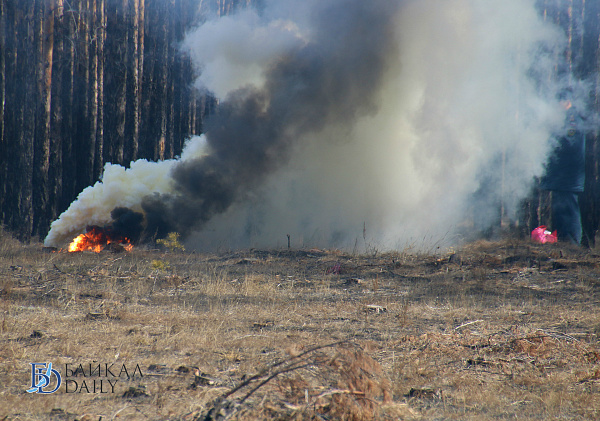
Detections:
[540, 96, 586, 244]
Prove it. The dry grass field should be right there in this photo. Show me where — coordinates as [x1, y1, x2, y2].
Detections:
[1, 229, 600, 420]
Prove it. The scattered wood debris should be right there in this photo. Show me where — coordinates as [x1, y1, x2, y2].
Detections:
[365, 304, 387, 314]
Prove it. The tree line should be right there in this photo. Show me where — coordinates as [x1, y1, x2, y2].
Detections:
[0, 0, 245, 241]
[1, 0, 600, 245]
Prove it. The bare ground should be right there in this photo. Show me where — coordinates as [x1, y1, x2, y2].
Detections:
[1, 231, 599, 420]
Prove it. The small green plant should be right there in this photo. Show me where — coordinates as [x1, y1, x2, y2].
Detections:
[151, 259, 170, 271]
[157, 232, 185, 252]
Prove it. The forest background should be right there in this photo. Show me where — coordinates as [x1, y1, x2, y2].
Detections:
[1, 0, 600, 246]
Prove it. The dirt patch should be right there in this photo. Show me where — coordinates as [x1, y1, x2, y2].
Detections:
[1, 233, 599, 420]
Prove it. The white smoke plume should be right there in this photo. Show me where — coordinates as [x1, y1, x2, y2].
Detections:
[45, 0, 571, 251]
[43, 137, 208, 247]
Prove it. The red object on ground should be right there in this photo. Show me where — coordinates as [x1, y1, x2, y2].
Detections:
[531, 226, 557, 244]
[326, 263, 342, 275]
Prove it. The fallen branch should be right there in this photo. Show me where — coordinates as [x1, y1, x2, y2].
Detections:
[239, 361, 313, 404]
[198, 339, 390, 421]
[222, 339, 349, 400]
[455, 320, 483, 330]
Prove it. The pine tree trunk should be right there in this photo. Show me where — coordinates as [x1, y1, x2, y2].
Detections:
[18, 1, 38, 239]
[88, 0, 105, 180]
[167, 16, 175, 159]
[96, 0, 105, 178]
[0, 0, 6, 221]
[48, 0, 64, 228]
[138, 0, 145, 156]
[116, 0, 128, 164]
[61, 0, 77, 207]
[89, 0, 101, 182]
[157, 1, 169, 160]
[131, 0, 140, 161]
[3, 0, 18, 231]
[75, 0, 92, 192]
[31, 0, 54, 239]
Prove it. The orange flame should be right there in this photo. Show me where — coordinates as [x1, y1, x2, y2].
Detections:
[68, 226, 133, 252]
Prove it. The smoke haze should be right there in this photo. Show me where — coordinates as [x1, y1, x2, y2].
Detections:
[45, 0, 574, 251]
[181, 0, 568, 250]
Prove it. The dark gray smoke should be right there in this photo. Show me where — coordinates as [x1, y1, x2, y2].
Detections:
[109, 207, 145, 243]
[141, 0, 401, 240]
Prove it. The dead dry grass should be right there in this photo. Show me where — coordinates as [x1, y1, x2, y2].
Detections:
[0, 230, 599, 420]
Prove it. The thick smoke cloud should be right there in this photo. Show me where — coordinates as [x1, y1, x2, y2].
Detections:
[43, 138, 208, 247]
[141, 0, 402, 240]
[182, 0, 569, 250]
[45, 0, 575, 251]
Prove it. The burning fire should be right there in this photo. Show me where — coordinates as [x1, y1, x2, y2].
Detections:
[68, 226, 134, 252]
